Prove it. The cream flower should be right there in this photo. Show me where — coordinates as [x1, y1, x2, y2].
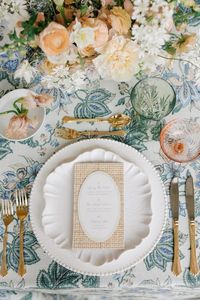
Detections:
[70, 20, 95, 50]
[93, 36, 139, 82]
[109, 7, 131, 35]
[14, 60, 37, 83]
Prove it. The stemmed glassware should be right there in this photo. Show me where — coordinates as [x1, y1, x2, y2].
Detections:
[160, 118, 200, 163]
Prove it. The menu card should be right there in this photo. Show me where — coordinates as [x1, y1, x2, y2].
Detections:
[72, 163, 124, 249]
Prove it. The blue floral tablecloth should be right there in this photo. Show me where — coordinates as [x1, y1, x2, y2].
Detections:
[1, 16, 200, 300]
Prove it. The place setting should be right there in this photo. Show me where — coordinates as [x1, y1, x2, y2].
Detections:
[0, 78, 199, 279]
[1, 0, 200, 297]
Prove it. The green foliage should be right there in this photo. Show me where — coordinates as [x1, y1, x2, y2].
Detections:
[173, 3, 200, 26]
[20, 13, 48, 42]
[80, 3, 89, 15]
[116, 0, 124, 7]
[162, 41, 176, 55]
[2, 12, 48, 54]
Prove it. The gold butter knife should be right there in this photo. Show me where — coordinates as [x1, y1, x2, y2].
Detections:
[170, 177, 181, 276]
[186, 174, 199, 275]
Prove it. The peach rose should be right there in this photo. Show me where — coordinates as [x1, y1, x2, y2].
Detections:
[80, 46, 96, 57]
[109, 7, 131, 35]
[39, 22, 70, 56]
[5, 115, 38, 139]
[80, 18, 108, 56]
[85, 18, 109, 48]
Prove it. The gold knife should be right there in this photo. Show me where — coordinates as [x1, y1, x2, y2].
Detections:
[170, 177, 181, 276]
[186, 174, 199, 275]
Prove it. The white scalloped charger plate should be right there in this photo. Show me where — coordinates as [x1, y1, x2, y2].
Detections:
[30, 139, 167, 276]
[42, 148, 152, 266]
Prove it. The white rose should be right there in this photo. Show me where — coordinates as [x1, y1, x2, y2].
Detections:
[93, 36, 139, 82]
[71, 20, 95, 49]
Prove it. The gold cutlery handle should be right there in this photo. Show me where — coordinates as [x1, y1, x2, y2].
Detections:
[18, 220, 26, 277]
[62, 116, 105, 123]
[82, 130, 126, 136]
[189, 220, 199, 275]
[0, 225, 8, 277]
[172, 220, 182, 276]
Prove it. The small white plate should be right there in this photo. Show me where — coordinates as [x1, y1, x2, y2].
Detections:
[30, 139, 167, 276]
[0, 89, 45, 141]
[42, 148, 152, 266]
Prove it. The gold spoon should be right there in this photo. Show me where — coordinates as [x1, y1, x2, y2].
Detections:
[62, 114, 131, 128]
[55, 128, 126, 140]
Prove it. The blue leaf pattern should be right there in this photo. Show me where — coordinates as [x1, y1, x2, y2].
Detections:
[74, 89, 113, 118]
[37, 261, 99, 289]
[144, 229, 186, 272]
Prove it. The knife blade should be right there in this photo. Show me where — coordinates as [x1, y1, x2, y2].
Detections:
[170, 177, 179, 221]
[185, 174, 199, 275]
[170, 176, 181, 276]
[186, 175, 195, 221]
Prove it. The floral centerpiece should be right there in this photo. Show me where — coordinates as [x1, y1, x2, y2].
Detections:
[0, 0, 200, 90]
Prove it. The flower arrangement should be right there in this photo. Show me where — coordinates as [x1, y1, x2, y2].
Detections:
[0, 93, 53, 139]
[1, 0, 200, 88]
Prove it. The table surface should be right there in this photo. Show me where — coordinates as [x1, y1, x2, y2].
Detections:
[1, 11, 200, 300]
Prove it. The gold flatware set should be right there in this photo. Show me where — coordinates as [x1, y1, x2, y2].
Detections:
[56, 114, 131, 140]
[170, 174, 199, 276]
[0, 189, 28, 277]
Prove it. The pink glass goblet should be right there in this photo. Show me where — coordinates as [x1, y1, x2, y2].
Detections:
[160, 118, 200, 163]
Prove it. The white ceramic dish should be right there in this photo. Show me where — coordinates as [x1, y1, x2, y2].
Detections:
[42, 148, 152, 266]
[30, 139, 167, 276]
[0, 89, 45, 141]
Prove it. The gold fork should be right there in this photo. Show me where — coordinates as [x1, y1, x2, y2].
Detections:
[16, 189, 28, 277]
[0, 200, 14, 276]
[55, 128, 126, 140]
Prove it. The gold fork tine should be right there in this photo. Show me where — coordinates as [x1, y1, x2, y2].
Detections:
[18, 190, 22, 207]
[9, 200, 14, 215]
[21, 189, 25, 206]
[5, 202, 8, 215]
[23, 189, 28, 207]
[16, 190, 19, 207]
[2, 200, 5, 214]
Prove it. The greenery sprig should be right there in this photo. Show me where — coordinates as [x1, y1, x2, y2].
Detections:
[0, 98, 28, 116]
